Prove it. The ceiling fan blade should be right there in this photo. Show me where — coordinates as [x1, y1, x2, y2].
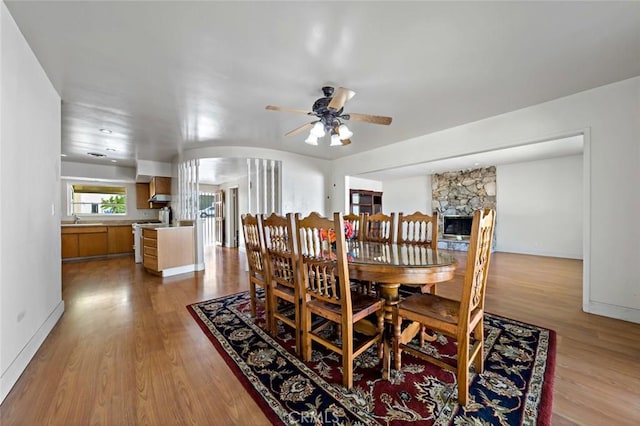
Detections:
[266, 105, 313, 115]
[340, 138, 351, 146]
[346, 112, 393, 125]
[285, 121, 314, 137]
[327, 87, 356, 111]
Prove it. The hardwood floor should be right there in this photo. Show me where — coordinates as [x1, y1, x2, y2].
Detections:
[1, 248, 639, 425]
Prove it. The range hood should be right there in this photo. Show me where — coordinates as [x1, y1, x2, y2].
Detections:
[148, 194, 171, 202]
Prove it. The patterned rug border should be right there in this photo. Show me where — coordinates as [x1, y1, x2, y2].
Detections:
[187, 291, 284, 425]
[187, 291, 556, 425]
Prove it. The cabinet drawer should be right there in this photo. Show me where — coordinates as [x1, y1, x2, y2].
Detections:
[142, 237, 157, 248]
[143, 254, 158, 271]
[143, 245, 157, 257]
[143, 229, 158, 238]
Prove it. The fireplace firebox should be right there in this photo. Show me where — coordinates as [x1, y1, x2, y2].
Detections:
[443, 215, 473, 240]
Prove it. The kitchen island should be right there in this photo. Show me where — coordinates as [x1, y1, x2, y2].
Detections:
[141, 224, 195, 277]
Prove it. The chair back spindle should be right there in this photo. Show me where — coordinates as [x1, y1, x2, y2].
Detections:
[397, 211, 438, 249]
[363, 212, 395, 243]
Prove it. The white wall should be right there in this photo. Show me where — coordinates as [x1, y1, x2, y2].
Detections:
[332, 76, 640, 324]
[182, 146, 331, 216]
[496, 155, 583, 259]
[349, 176, 383, 192]
[382, 175, 432, 215]
[1, 3, 64, 402]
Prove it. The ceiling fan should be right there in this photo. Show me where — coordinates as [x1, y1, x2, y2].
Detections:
[266, 86, 392, 146]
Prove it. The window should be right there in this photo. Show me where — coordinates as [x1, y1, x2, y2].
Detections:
[69, 184, 127, 215]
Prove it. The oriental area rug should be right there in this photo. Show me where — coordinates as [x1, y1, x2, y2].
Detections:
[187, 291, 555, 425]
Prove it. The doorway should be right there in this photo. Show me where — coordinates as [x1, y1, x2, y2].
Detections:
[230, 187, 239, 247]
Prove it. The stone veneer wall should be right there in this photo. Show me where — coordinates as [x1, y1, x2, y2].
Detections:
[431, 167, 496, 247]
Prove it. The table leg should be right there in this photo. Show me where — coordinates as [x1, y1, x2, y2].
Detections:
[377, 283, 400, 380]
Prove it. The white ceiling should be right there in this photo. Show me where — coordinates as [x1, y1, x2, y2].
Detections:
[5, 1, 640, 182]
[357, 135, 584, 181]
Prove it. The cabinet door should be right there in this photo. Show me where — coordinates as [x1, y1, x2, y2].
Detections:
[78, 233, 108, 257]
[151, 177, 171, 195]
[136, 183, 151, 209]
[61, 234, 79, 259]
[108, 226, 134, 254]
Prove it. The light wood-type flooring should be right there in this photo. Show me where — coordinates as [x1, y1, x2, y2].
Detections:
[1, 248, 639, 425]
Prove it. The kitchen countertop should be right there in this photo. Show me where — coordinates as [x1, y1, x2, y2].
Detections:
[61, 220, 162, 227]
[138, 223, 193, 229]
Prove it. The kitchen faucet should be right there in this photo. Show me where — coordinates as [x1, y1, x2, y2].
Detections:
[73, 214, 80, 224]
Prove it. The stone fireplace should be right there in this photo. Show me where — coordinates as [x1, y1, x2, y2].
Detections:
[432, 166, 496, 250]
[443, 215, 474, 239]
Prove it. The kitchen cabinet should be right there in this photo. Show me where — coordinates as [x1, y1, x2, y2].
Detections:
[61, 233, 79, 258]
[136, 183, 151, 209]
[107, 225, 134, 254]
[149, 177, 171, 197]
[142, 226, 194, 276]
[78, 232, 108, 257]
[137, 178, 171, 209]
[61, 226, 108, 259]
[62, 225, 133, 260]
[350, 189, 383, 215]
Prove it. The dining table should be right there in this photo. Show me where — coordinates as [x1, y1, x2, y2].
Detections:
[345, 240, 458, 379]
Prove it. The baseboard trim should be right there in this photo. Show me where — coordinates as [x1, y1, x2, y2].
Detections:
[584, 301, 640, 324]
[0, 300, 65, 403]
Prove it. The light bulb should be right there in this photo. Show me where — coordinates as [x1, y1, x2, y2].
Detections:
[338, 124, 353, 139]
[310, 122, 325, 137]
[305, 134, 318, 145]
[330, 133, 342, 146]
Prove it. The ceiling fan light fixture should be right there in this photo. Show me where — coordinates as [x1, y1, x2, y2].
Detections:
[304, 134, 319, 145]
[310, 121, 325, 137]
[338, 123, 353, 140]
[330, 133, 342, 146]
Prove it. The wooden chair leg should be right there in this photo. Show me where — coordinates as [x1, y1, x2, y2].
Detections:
[261, 287, 270, 333]
[293, 303, 301, 358]
[302, 309, 312, 361]
[343, 329, 354, 389]
[249, 283, 257, 318]
[269, 293, 278, 337]
[378, 311, 385, 360]
[474, 318, 484, 373]
[456, 335, 470, 406]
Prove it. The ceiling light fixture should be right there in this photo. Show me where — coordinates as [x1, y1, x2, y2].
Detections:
[267, 86, 392, 147]
[110, 159, 117, 163]
[99, 128, 112, 134]
[304, 134, 319, 145]
[105, 147, 116, 152]
[305, 119, 353, 147]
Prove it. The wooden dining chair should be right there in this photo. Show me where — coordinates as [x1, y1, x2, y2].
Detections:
[241, 213, 270, 332]
[362, 212, 395, 243]
[295, 212, 384, 389]
[261, 212, 303, 356]
[343, 212, 365, 241]
[344, 212, 374, 295]
[397, 211, 438, 249]
[392, 209, 496, 406]
[397, 211, 439, 295]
